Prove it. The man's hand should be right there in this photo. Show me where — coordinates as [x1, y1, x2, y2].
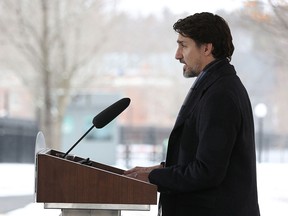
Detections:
[124, 164, 162, 182]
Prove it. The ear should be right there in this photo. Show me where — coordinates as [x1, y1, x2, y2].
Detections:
[203, 43, 213, 56]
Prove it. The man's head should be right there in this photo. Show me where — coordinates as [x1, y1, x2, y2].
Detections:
[173, 12, 234, 78]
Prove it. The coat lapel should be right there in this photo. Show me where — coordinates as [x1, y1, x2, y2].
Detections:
[172, 59, 233, 130]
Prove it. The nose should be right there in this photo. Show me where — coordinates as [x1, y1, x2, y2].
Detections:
[175, 47, 182, 60]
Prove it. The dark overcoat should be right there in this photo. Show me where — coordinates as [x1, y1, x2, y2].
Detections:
[149, 59, 261, 216]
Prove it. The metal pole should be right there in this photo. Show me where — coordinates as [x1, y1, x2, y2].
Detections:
[258, 117, 263, 163]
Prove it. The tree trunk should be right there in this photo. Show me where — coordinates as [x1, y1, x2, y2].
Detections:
[40, 0, 54, 149]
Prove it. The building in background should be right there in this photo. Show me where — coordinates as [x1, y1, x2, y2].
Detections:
[61, 93, 122, 165]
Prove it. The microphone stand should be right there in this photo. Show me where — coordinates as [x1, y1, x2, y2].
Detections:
[62, 125, 94, 158]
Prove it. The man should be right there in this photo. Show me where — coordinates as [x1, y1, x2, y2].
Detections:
[124, 12, 260, 216]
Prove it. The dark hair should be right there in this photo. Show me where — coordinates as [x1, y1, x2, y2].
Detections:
[173, 12, 234, 61]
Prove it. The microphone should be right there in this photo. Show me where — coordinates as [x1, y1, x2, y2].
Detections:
[62, 97, 131, 158]
[93, 97, 131, 128]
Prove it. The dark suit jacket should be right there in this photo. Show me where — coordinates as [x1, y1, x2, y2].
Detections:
[149, 59, 260, 216]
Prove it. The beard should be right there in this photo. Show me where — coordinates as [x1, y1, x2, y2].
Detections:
[183, 64, 199, 78]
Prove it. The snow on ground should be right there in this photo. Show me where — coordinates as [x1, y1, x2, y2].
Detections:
[3, 203, 59, 216]
[256, 163, 288, 216]
[0, 164, 35, 197]
[1, 163, 288, 216]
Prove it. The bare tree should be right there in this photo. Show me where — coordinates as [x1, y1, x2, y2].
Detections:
[258, 0, 288, 134]
[242, 0, 288, 134]
[0, 0, 114, 149]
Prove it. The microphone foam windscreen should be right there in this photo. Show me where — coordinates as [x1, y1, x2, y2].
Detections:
[92, 97, 131, 128]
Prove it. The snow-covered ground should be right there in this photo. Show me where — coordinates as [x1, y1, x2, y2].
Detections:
[1, 163, 288, 216]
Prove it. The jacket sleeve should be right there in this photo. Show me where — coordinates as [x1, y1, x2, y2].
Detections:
[149, 90, 241, 193]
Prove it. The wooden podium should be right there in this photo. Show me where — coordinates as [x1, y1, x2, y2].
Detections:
[35, 149, 157, 216]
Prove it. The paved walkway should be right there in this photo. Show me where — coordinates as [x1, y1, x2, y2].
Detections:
[0, 195, 34, 214]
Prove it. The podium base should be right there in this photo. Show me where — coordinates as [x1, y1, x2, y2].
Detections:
[61, 209, 120, 216]
[45, 203, 150, 216]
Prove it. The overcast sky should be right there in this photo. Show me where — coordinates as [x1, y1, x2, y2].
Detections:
[116, 0, 246, 16]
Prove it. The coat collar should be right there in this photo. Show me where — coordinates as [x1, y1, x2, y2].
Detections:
[173, 58, 235, 130]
